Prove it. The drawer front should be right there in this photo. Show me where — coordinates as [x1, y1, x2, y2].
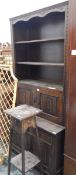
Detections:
[38, 129, 52, 145]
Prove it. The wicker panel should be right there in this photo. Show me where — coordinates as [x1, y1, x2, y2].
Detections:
[0, 64, 17, 156]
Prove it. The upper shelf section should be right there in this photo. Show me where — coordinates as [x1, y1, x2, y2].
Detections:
[13, 11, 65, 42]
[10, 1, 68, 24]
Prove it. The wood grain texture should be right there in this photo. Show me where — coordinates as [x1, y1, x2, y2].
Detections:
[10, 2, 69, 174]
[5, 104, 42, 121]
[16, 81, 64, 125]
[64, 0, 76, 174]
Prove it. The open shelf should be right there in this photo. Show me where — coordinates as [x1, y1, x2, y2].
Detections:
[14, 11, 65, 42]
[15, 37, 64, 44]
[13, 6, 65, 86]
[10, 2, 68, 174]
[17, 62, 64, 66]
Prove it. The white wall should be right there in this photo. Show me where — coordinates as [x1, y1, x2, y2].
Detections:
[0, 0, 67, 42]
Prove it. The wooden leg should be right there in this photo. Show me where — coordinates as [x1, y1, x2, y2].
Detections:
[35, 126, 43, 175]
[8, 127, 13, 175]
[21, 133, 25, 175]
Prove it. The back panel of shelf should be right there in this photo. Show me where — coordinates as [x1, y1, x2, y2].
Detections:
[15, 64, 64, 84]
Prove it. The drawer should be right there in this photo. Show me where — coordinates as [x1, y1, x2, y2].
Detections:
[38, 129, 52, 145]
[30, 128, 53, 145]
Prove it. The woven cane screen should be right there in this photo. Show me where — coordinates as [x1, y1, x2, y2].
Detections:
[0, 64, 17, 155]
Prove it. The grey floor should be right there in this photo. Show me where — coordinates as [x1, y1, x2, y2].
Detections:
[0, 158, 40, 175]
[0, 145, 40, 175]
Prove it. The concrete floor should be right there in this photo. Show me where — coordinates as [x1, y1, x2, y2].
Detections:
[0, 158, 40, 175]
[0, 163, 40, 175]
[0, 145, 40, 175]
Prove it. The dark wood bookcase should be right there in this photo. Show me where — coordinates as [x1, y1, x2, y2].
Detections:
[64, 0, 76, 175]
[10, 1, 70, 175]
[10, 1, 69, 125]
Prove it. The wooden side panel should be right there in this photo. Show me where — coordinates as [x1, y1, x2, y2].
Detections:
[64, 155, 76, 175]
[64, 0, 76, 174]
[69, 1, 76, 49]
[37, 91, 63, 117]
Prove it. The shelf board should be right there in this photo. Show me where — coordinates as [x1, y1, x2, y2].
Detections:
[11, 150, 40, 173]
[17, 61, 64, 66]
[36, 116, 65, 135]
[19, 80, 63, 91]
[15, 37, 64, 44]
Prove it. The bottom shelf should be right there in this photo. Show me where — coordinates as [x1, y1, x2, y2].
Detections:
[11, 150, 40, 173]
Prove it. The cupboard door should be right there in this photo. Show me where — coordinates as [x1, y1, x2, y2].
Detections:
[17, 84, 37, 107]
[37, 92, 59, 115]
[36, 88, 64, 125]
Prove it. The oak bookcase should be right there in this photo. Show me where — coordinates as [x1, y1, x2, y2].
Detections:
[10, 1, 76, 175]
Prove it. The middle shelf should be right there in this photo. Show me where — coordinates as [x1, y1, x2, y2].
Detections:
[16, 62, 64, 66]
[15, 37, 64, 44]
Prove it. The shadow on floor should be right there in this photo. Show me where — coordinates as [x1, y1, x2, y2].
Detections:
[0, 153, 40, 175]
[0, 160, 40, 175]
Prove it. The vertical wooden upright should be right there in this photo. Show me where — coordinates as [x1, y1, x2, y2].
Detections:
[64, 0, 76, 175]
